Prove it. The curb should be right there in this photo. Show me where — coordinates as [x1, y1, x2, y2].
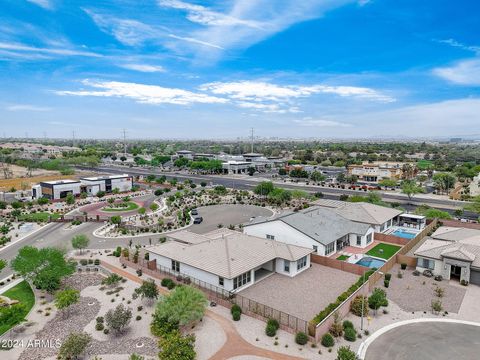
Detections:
[357, 318, 480, 359]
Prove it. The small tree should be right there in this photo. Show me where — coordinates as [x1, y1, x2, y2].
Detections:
[105, 304, 132, 334]
[401, 180, 423, 201]
[71, 234, 90, 254]
[158, 331, 196, 360]
[58, 332, 91, 359]
[55, 288, 80, 317]
[0, 258, 6, 273]
[150, 203, 159, 212]
[65, 193, 75, 205]
[138, 207, 146, 215]
[336, 345, 360, 360]
[102, 273, 123, 288]
[136, 279, 159, 302]
[368, 288, 388, 315]
[350, 295, 369, 317]
[110, 215, 121, 225]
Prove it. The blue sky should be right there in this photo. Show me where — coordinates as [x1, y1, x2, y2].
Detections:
[1, 0, 479, 139]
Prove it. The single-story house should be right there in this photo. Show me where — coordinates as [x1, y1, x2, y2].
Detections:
[147, 228, 313, 292]
[243, 207, 375, 256]
[414, 227, 480, 284]
[310, 199, 404, 232]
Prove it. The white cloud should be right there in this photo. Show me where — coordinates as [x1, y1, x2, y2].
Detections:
[168, 34, 223, 49]
[119, 63, 165, 72]
[294, 118, 352, 127]
[0, 42, 101, 57]
[83, 9, 164, 46]
[435, 39, 480, 53]
[26, 0, 53, 10]
[7, 104, 52, 111]
[158, 0, 262, 28]
[433, 58, 480, 86]
[56, 80, 228, 106]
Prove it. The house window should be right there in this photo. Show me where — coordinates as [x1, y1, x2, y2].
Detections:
[297, 256, 307, 271]
[366, 233, 372, 244]
[171, 260, 180, 272]
[356, 236, 362, 246]
[233, 271, 251, 290]
[266, 234, 275, 240]
[218, 277, 224, 287]
[284, 260, 290, 272]
[419, 258, 434, 270]
[313, 245, 318, 253]
[325, 242, 335, 256]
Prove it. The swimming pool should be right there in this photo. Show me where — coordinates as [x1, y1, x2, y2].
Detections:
[355, 256, 386, 269]
[392, 229, 417, 239]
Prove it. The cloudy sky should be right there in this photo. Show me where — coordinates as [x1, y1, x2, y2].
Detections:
[1, 0, 479, 139]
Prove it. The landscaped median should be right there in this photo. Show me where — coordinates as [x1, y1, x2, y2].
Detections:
[0, 280, 35, 335]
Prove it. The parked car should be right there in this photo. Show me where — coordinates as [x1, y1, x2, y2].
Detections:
[193, 216, 203, 224]
[191, 209, 198, 216]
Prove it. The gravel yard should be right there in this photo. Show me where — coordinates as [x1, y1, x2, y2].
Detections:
[238, 263, 358, 321]
[385, 264, 467, 313]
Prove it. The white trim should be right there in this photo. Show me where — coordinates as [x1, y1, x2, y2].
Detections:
[357, 318, 480, 359]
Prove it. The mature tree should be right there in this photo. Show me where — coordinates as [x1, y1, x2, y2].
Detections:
[310, 171, 326, 182]
[55, 288, 80, 317]
[336, 173, 346, 183]
[138, 207, 146, 215]
[11, 246, 75, 293]
[110, 215, 121, 225]
[105, 304, 132, 334]
[71, 234, 90, 254]
[65, 193, 75, 205]
[153, 286, 207, 328]
[378, 178, 398, 188]
[58, 332, 91, 360]
[135, 279, 159, 302]
[254, 181, 274, 197]
[267, 188, 292, 205]
[368, 288, 388, 315]
[401, 180, 424, 201]
[158, 331, 196, 360]
[0, 224, 10, 235]
[432, 172, 457, 194]
[345, 175, 358, 184]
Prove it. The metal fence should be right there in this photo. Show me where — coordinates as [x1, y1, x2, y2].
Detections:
[121, 256, 309, 334]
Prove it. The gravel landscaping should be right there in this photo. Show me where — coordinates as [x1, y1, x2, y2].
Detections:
[385, 264, 467, 313]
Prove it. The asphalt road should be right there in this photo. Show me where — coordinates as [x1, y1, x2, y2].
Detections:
[365, 322, 480, 360]
[77, 165, 478, 219]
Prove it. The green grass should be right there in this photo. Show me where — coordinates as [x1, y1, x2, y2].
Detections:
[0, 281, 35, 335]
[336, 255, 350, 261]
[102, 201, 139, 212]
[417, 159, 433, 170]
[18, 212, 61, 222]
[366, 243, 402, 260]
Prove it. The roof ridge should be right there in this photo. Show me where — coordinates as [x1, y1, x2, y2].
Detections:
[223, 235, 232, 278]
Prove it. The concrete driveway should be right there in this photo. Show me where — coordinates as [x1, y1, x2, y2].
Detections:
[365, 321, 480, 360]
[189, 204, 273, 234]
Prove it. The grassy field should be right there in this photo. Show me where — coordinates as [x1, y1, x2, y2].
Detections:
[336, 255, 350, 261]
[417, 159, 434, 170]
[366, 243, 402, 259]
[102, 201, 139, 212]
[18, 212, 61, 222]
[0, 281, 35, 335]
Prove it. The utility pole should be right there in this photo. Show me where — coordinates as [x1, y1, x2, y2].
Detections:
[122, 128, 127, 156]
[72, 130, 76, 147]
[250, 127, 254, 153]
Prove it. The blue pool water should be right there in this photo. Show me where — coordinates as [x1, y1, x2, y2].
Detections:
[355, 256, 386, 269]
[392, 229, 417, 239]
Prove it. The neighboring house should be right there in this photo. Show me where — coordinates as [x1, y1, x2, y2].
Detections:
[310, 199, 404, 232]
[470, 174, 480, 197]
[414, 227, 480, 284]
[146, 229, 313, 292]
[243, 206, 375, 256]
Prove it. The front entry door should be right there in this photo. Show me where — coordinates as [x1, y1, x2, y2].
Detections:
[450, 265, 462, 279]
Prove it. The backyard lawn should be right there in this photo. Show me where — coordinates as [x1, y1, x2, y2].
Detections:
[366, 243, 401, 260]
[0, 281, 35, 335]
[19, 212, 60, 222]
[337, 255, 350, 261]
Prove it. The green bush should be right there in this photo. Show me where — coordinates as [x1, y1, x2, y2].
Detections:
[95, 323, 104, 331]
[321, 333, 334, 347]
[295, 331, 308, 345]
[384, 273, 392, 281]
[267, 318, 280, 331]
[342, 320, 354, 330]
[232, 310, 241, 321]
[344, 327, 356, 342]
[384, 279, 390, 288]
[231, 304, 242, 315]
[350, 295, 369, 317]
[265, 323, 277, 337]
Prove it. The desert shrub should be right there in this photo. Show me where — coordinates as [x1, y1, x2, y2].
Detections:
[350, 295, 369, 317]
[342, 320, 354, 330]
[329, 313, 343, 337]
[384, 273, 392, 281]
[95, 323, 104, 331]
[295, 332, 308, 345]
[344, 327, 356, 342]
[321, 333, 334, 347]
[265, 323, 277, 337]
[232, 310, 241, 321]
[384, 279, 390, 288]
[267, 318, 279, 331]
[231, 304, 242, 315]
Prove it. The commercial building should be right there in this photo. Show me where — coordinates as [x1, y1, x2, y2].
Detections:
[80, 174, 132, 196]
[146, 228, 313, 292]
[347, 162, 411, 182]
[32, 179, 81, 200]
[415, 227, 480, 285]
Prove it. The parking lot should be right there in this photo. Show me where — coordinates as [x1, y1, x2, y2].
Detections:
[189, 204, 274, 234]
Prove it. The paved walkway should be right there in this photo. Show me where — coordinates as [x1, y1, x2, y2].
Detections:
[101, 261, 304, 360]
